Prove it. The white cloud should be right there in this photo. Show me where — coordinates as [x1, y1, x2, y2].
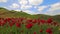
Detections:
[28, 0, 43, 5]
[22, 10, 39, 15]
[45, 2, 60, 16]
[45, 11, 60, 16]
[18, 0, 28, 5]
[18, 0, 44, 13]
[18, 0, 32, 10]
[18, 0, 43, 5]
[14, 9, 21, 12]
[10, 3, 20, 8]
[38, 6, 48, 12]
[34, 6, 37, 8]
[21, 5, 32, 10]
[0, 0, 7, 2]
[48, 2, 60, 11]
[22, 10, 33, 14]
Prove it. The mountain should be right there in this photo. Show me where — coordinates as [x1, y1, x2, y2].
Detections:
[0, 7, 60, 22]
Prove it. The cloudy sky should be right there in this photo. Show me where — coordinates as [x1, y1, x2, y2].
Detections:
[0, 0, 60, 16]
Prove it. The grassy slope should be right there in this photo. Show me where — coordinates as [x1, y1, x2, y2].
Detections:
[0, 7, 60, 22]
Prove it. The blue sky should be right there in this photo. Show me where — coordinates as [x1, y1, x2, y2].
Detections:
[0, 0, 60, 16]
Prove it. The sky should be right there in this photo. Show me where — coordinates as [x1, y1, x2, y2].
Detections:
[0, 0, 60, 16]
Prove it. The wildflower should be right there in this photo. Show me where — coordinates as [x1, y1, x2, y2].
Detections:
[0, 20, 6, 26]
[40, 20, 46, 24]
[9, 22, 15, 27]
[32, 19, 37, 24]
[40, 29, 43, 32]
[15, 23, 21, 28]
[46, 28, 52, 34]
[34, 32, 36, 34]
[53, 22, 57, 26]
[26, 23, 33, 29]
[26, 19, 32, 23]
[47, 18, 53, 24]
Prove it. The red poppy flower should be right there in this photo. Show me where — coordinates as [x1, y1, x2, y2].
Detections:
[32, 19, 37, 24]
[19, 18, 24, 22]
[26, 23, 33, 29]
[46, 28, 52, 34]
[49, 32, 52, 34]
[34, 32, 36, 34]
[7, 18, 12, 23]
[37, 19, 40, 23]
[9, 22, 15, 27]
[26, 19, 32, 23]
[7, 18, 11, 21]
[40, 29, 43, 32]
[15, 23, 21, 28]
[40, 20, 46, 24]
[4, 18, 7, 23]
[0, 20, 6, 26]
[47, 18, 53, 24]
[53, 22, 57, 26]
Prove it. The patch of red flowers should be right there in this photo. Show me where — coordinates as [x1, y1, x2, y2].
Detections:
[40, 29, 43, 32]
[47, 18, 53, 24]
[46, 28, 52, 34]
[34, 32, 36, 34]
[40, 19, 46, 24]
[0, 19, 6, 26]
[9, 22, 15, 27]
[15, 23, 21, 28]
[32, 19, 37, 24]
[26, 23, 33, 29]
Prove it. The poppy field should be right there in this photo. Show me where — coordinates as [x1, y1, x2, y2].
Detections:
[0, 17, 60, 34]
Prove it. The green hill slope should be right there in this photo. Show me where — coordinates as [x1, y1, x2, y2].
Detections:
[0, 7, 60, 22]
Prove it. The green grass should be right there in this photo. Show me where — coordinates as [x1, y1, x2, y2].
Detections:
[0, 7, 60, 34]
[0, 7, 60, 22]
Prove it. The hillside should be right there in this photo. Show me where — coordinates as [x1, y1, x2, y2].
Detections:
[0, 7, 60, 22]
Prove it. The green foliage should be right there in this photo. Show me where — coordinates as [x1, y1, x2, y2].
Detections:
[0, 7, 60, 22]
[0, 7, 60, 34]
